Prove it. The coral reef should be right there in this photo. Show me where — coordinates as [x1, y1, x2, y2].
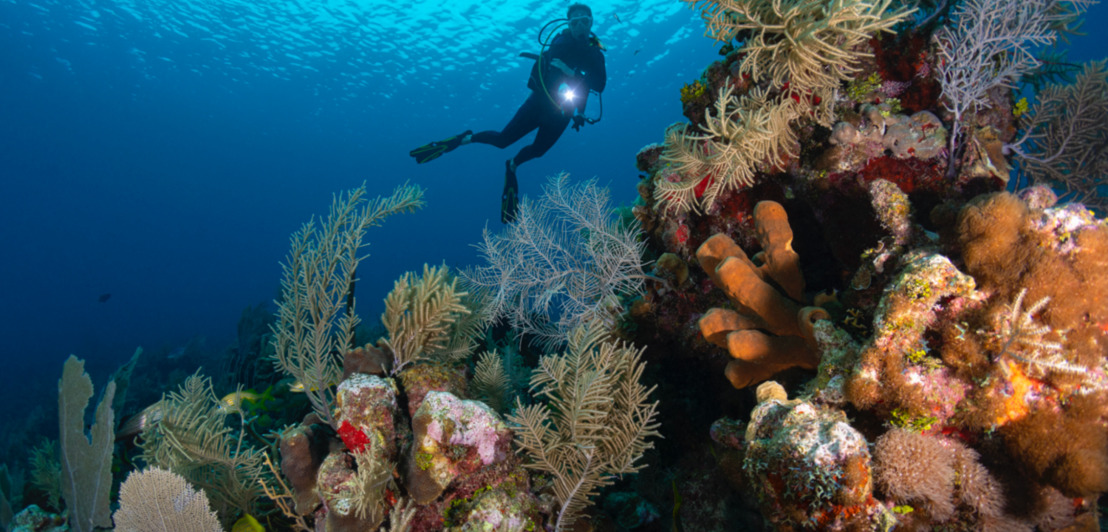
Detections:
[622, 0, 1107, 527]
[19, 1, 1108, 531]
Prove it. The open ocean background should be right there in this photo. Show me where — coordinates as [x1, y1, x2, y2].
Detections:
[0, 0, 1104, 434]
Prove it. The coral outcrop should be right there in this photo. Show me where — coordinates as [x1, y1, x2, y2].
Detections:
[715, 382, 888, 530]
[402, 392, 513, 504]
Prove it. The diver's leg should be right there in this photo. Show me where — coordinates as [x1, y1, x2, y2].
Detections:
[501, 114, 568, 223]
[496, 98, 544, 223]
[471, 94, 542, 149]
[512, 115, 570, 166]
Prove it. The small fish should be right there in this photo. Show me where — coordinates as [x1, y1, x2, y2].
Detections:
[613, 13, 622, 23]
[288, 378, 338, 393]
[116, 402, 166, 441]
[219, 391, 262, 414]
[97, 293, 111, 303]
[167, 345, 187, 359]
[231, 514, 265, 532]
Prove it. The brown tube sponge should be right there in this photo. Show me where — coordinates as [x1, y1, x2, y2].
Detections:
[698, 307, 764, 347]
[695, 201, 829, 389]
[716, 256, 802, 337]
[726, 330, 815, 367]
[753, 201, 805, 301]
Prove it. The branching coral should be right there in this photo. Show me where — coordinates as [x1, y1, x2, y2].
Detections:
[1008, 60, 1108, 211]
[271, 182, 425, 426]
[29, 439, 62, 511]
[137, 372, 270, 524]
[379, 264, 474, 375]
[685, 0, 913, 95]
[348, 441, 395, 525]
[507, 325, 661, 532]
[462, 173, 650, 349]
[471, 350, 512, 413]
[935, 0, 1094, 178]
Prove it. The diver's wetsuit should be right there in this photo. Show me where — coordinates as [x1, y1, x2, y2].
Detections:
[470, 29, 606, 166]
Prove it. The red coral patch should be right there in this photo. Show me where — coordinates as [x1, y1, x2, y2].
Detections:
[338, 420, 370, 453]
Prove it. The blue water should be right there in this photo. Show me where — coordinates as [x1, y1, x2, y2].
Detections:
[0, 0, 1104, 441]
[0, 0, 720, 423]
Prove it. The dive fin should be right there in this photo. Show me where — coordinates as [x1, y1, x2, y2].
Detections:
[409, 130, 472, 164]
[501, 160, 519, 224]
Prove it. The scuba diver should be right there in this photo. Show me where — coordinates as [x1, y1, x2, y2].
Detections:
[409, 3, 606, 223]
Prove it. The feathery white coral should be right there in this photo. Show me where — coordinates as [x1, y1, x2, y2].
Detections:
[462, 174, 649, 348]
[935, 0, 1093, 178]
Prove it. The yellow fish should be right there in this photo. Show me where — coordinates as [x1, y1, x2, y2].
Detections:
[218, 391, 262, 414]
[288, 378, 338, 393]
[231, 514, 265, 532]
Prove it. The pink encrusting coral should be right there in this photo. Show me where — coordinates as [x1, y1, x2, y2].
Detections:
[403, 391, 513, 504]
[421, 392, 508, 466]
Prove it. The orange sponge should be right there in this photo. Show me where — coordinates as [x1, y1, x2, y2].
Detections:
[696, 201, 829, 389]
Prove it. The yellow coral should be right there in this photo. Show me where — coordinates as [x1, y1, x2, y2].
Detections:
[680, 79, 707, 104]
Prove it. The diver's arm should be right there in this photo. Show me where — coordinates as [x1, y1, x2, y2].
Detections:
[550, 58, 575, 77]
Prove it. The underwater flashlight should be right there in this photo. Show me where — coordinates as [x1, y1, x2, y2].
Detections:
[557, 82, 576, 103]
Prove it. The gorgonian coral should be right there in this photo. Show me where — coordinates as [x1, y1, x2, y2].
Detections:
[685, 0, 914, 95]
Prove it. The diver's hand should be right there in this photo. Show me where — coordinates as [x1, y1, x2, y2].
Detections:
[551, 58, 575, 77]
[572, 115, 586, 131]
